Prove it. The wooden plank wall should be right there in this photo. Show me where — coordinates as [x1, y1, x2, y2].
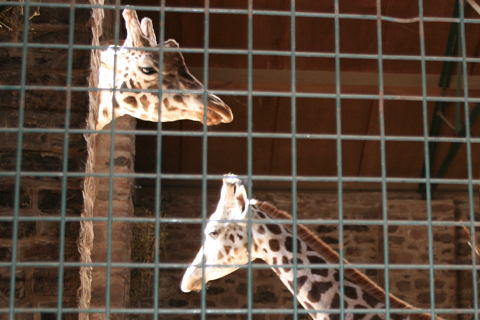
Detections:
[126, 0, 480, 190]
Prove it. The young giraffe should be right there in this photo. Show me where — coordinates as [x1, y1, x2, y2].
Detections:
[181, 175, 445, 320]
[96, 8, 233, 130]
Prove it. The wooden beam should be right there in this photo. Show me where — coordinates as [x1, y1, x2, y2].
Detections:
[190, 67, 480, 97]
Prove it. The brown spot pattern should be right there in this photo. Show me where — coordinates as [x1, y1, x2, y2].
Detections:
[287, 275, 308, 293]
[282, 256, 290, 272]
[333, 271, 339, 282]
[271, 257, 280, 275]
[257, 225, 265, 234]
[217, 252, 224, 260]
[307, 255, 326, 265]
[268, 239, 280, 252]
[173, 95, 184, 103]
[266, 224, 282, 235]
[285, 236, 302, 253]
[307, 281, 332, 302]
[140, 95, 150, 111]
[256, 211, 266, 219]
[229, 234, 234, 242]
[311, 268, 329, 277]
[308, 255, 328, 277]
[120, 81, 129, 93]
[352, 305, 367, 320]
[344, 285, 358, 300]
[224, 246, 231, 255]
[102, 109, 109, 117]
[362, 290, 380, 308]
[163, 98, 170, 109]
[123, 96, 137, 108]
[391, 314, 405, 320]
[331, 292, 340, 308]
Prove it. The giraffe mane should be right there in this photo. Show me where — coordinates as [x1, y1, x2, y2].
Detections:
[254, 201, 444, 320]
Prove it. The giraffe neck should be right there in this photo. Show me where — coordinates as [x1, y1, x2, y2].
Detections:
[249, 201, 439, 320]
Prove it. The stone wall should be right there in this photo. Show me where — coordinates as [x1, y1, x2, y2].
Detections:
[131, 187, 479, 320]
[0, 2, 92, 320]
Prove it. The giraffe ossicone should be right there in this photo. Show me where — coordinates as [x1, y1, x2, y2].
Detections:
[181, 175, 444, 320]
[96, 8, 233, 130]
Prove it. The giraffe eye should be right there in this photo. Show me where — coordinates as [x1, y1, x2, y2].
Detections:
[208, 229, 219, 240]
[140, 67, 157, 75]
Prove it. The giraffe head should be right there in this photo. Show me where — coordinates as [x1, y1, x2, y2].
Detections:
[96, 8, 233, 130]
[181, 174, 256, 292]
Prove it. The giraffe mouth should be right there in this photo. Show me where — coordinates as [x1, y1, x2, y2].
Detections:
[204, 95, 233, 125]
[205, 109, 232, 126]
[181, 275, 205, 292]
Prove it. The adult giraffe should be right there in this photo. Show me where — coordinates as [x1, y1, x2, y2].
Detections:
[96, 8, 233, 130]
[181, 175, 444, 320]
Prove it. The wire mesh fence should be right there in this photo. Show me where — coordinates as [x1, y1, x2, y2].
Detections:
[0, 1, 479, 320]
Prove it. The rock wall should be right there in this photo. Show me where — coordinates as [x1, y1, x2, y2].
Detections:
[131, 187, 479, 320]
[0, 2, 92, 320]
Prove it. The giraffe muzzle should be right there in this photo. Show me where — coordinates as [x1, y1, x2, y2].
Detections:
[180, 266, 204, 292]
[204, 95, 234, 125]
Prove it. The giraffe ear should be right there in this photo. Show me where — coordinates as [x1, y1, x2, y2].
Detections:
[122, 8, 151, 48]
[140, 17, 157, 46]
[234, 182, 248, 216]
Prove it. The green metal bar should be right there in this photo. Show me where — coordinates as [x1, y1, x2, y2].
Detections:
[334, 0, 345, 319]
[55, 2, 76, 319]
[456, 26, 463, 134]
[5, 84, 480, 103]
[289, 1, 299, 320]
[2, 171, 480, 185]
[4, 43, 480, 62]
[2, 1, 480, 24]
[200, 2, 211, 320]
[458, 2, 479, 319]
[1, 215, 479, 229]
[429, 103, 480, 193]
[0, 260, 479, 271]
[1, 306, 477, 316]
[375, 1, 392, 319]
[0, 216, 478, 227]
[9, 1, 31, 320]
[246, 0, 254, 320]
[417, 0, 437, 318]
[2, 127, 480, 143]
[154, 1, 167, 320]
[103, 3, 124, 319]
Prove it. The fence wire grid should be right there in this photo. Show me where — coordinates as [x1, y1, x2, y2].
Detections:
[0, 1, 479, 320]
